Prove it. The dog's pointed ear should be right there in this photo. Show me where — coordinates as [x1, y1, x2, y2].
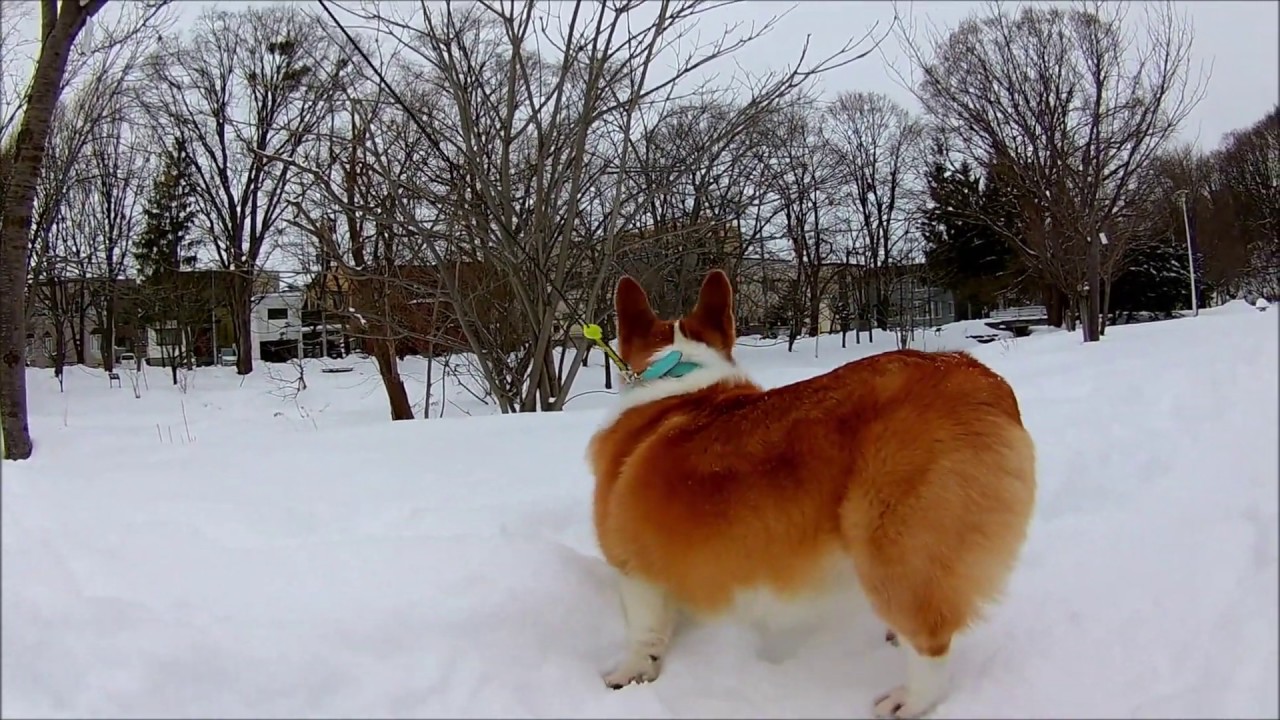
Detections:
[615, 275, 656, 338]
[691, 269, 734, 338]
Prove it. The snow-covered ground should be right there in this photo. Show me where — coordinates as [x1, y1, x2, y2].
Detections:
[3, 304, 1277, 718]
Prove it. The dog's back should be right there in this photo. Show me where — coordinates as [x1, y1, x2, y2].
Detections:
[592, 348, 1035, 619]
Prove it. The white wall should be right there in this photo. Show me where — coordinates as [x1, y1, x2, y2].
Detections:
[250, 291, 305, 360]
[144, 323, 189, 365]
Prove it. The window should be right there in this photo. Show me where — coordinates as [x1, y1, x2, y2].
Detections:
[267, 308, 289, 321]
[155, 328, 182, 347]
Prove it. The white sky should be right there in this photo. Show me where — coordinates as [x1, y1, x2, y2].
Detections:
[6, 0, 1277, 148]
[150, 0, 1280, 150]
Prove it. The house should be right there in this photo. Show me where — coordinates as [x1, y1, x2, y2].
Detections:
[613, 218, 744, 318]
[734, 257, 873, 335]
[305, 259, 518, 358]
[734, 258, 958, 335]
[135, 269, 280, 367]
[876, 263, 957, 329]
[25, 277, 142, 369]
[734, 255, 799, 332]
[252, 290, 307, 362]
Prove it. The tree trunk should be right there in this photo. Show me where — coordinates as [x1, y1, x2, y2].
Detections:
[1082, 236, 1102, 343]
[422, 302, 439, 419]
[423, 353, 434, 419]
[807, 274, 821, 339]
[232, 276, 254, 375]
[543, 343, 561, 411]
[0, 0, 107, 459]
[100, 293, 116, 372]
[52, 324, 67, 389]
[372, 336, 413, 420]
[873, 293, 889, 331]
[74, 306, 87, 365]
[1045, 284, 1066, 328]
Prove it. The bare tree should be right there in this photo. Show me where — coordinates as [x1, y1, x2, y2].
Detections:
[825, 91, 927, 335]
[82, 109, 149, 371]
[749, 103, 847, 349]
[24, 30, 152, 372]
[302, 0, 879, 413]
[26, 100, 92, 368]
[903, 0, 1204, 342]
[286, 83, 432, 421]
[612, 97, 787, 318]
[143, 5, 351, 375]
[1214, 107, 1280, 298]
[1, 0, 118, 459]
[0, 3, 37, 146]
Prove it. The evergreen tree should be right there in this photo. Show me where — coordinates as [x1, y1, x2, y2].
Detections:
[135, 137, 197, 281]
[921, 161, 1021, 319]
[1109, 235, 1206, 321]
[133, 137, 201, 379]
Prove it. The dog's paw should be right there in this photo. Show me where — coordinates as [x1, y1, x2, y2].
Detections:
[884, 629, 900, 647]
[873, 685, 937, 719]
[603, 653, 662, 689]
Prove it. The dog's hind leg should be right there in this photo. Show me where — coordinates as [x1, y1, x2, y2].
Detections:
[871, 632, 953, 719]
[604, 573, 677, 689]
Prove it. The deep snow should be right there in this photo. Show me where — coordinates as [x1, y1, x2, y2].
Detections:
[3, 305, 1277, 718]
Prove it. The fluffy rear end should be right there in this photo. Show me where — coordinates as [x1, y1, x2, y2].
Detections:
[840, 416, 1036, 657]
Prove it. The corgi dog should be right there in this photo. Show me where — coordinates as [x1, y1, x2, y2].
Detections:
[588, 270, 1036, 719]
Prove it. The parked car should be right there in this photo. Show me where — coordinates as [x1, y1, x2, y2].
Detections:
[218, 347, 238, 367]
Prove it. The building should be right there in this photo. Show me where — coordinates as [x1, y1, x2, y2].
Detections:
[878, 264, 957, 330]
[734, 258, 957, 336]
[734, 255, 800, 333]
[613, 218, 744, 318]
[25, 277, 142, 369]
[305, 259, 516, 359]
[252, 290, 308, 362]
[133, 269, 275, 367]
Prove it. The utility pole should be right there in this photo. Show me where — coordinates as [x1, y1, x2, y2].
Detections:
[1174, 189, 1198, 317]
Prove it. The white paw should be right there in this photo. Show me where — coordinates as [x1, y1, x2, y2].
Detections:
[603, 653, 662, 689]
[873, 685, 938, 719]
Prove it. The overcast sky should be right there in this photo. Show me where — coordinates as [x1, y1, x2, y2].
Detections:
[13, 0, 1280, 149]
[708, 0, 1279, 148]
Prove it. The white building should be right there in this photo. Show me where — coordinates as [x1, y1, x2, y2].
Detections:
[251, 290, 306, 362]
[144, 322, 189, 367]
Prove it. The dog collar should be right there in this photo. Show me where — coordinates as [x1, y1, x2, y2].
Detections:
[638, 350, 700, 382]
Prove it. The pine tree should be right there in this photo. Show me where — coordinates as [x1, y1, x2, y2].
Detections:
[135, 137, 197, 282]
[133, 137, 200, 380]
[921, 161, 1021, 319]
[1109, 235, 1202, 321]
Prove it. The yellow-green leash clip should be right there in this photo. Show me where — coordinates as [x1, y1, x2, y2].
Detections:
[582, 324, 637, 383]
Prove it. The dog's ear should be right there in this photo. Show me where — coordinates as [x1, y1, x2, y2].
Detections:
[615, 275, 656, 339]
[690, 269, 734, 339]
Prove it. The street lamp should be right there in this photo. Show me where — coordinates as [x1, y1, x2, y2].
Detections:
[1172, 189, 1198, 317]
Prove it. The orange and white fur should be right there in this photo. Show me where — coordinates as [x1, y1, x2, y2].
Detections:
[588, 270, 1036, 718]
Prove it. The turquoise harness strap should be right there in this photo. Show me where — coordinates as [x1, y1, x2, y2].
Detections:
[638, 350, 700, 382]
